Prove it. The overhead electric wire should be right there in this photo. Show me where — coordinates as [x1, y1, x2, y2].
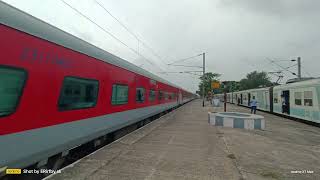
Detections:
[158, 70, 202, 74]
[264, 59, 290, 79]
[284, 64, 297, 70]
[301, 66, 313, 77]
[94, 0, 168, 66]
[183, 72, 202, 76]
[267, 61, 292, 79]
[272, 59, 313, 78]
[59, 0, 165, 70]
[242, 59, 285, 83]
[169, 64, 203, 68]
[158, 71, 182, 74]
[267, 58, 297, 76]
[167, 54, 202, 65]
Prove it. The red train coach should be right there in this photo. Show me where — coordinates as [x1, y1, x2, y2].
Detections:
[0, 1, 194, 173]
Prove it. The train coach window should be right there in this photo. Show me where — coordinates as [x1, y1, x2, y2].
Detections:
[149, 90, 156, 102]
[158, 91, 164, 100]
[136, 87, 145, 103]
[164, 92, 169, 100]
[304, 91, 313, 106]
[58, 77, 99, 111]
[112, 84, 128, 105]
[0, 67, 26, 117]
[294, 92, 302, 106]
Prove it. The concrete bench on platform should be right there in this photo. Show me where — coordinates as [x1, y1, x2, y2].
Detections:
[208, 112, 265, 130]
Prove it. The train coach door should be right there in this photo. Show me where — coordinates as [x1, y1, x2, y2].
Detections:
[265, 91, 269, 110]
[282, 90, 290, 114]
[236, 94, 238, 105]
[248, 93, 251, 106]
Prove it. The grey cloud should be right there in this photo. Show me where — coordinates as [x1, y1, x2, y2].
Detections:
[218, 0, 320, 17]
[4, 0, 320, 92]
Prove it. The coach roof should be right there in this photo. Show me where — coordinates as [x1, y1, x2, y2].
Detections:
[273, 78, 320, 90]
[0, 1, 185, 91]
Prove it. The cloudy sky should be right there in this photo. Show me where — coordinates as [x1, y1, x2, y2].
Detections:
[3, 0, 320, 92]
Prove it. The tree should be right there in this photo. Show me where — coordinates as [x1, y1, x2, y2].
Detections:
[239, 71, 273, 90]
[198, 72, 221, 97]
[221, 81, 241, 93]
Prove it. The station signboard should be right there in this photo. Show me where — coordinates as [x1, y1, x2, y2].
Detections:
[211, 82, 220, 89]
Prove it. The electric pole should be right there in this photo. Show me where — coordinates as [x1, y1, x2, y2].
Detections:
[166, 53, 206, 107]
[297, 57, 301, 80]
[202, 52, 205, 107]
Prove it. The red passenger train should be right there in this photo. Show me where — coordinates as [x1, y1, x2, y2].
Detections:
[0, 1, 195, 173]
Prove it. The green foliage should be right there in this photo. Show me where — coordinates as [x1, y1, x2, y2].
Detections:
[197, 71, 272, 96]
[220, 81, 240, 93]
[239, 71, 273, 90]
[198, 72, 221, 96]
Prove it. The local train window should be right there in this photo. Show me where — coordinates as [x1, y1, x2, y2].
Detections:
[273, 93, 278, 103]
[0, 67, 26, 117]
[149, 89, 156, 102]
[58, 77, 99, 110]
[294, 92, 302, 106]
[136, 87, 145, 103]
[304, 91, 313, 106]
[112, 84, 129, 105]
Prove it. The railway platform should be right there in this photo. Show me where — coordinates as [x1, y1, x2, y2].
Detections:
[47, 99, 320, 180]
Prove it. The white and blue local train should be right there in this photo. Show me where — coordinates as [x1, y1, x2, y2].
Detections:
[220, 78, 320, 124]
